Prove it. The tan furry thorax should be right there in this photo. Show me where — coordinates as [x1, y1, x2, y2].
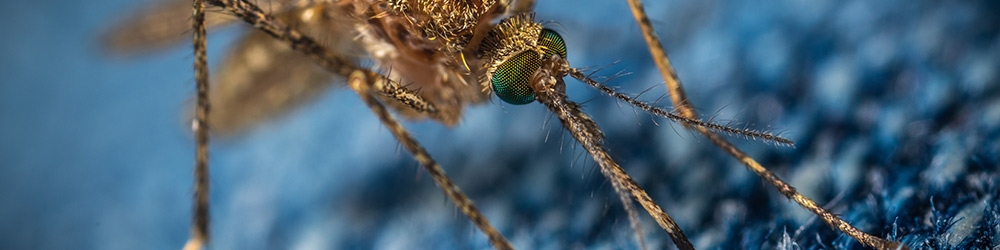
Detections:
[348, 0, 501, 125]
[355, 0, 546, 125]
[385, 0, 499, 53]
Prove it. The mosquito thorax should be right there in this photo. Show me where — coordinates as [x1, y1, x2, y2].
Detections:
[480, 14, 568, 105]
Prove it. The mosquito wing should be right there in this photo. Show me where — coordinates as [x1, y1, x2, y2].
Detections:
[206, 3, 365, 134]
[102, 0, 242, 54]
[104, 1, 364, 134]
[207, 31, 336, 134]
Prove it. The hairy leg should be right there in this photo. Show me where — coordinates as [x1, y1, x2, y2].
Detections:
[183, 0, 211, 249]
[622, 0, 905, 249]
[533, 57, 695, 250]
[348, 70, 513, 250]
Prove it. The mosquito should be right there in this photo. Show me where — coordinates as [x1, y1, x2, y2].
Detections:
[104, 0, 908, 249]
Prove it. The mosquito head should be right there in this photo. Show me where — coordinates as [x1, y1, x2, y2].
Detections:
[480, 14, 569, 105]
[489, 29, 568, 104]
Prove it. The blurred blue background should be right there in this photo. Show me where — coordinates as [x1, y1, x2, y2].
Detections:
[1, 0, 998, 249]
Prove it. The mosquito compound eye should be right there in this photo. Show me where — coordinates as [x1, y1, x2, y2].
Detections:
[538, 29, 567, 60]
[492, 50, 542, 105]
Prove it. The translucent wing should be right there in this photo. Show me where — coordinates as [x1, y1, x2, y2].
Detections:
[103, 0, 363, 134]
[102, 0, 239, 54]
[207, 31, 337, 134]
[207, 4, 362, 134]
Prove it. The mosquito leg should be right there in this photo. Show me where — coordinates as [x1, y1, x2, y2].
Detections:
[534, 57, 694, 249]
[622, 0, 906, 249]
[622, 0, 694, 117]
[183, 0, 211, 250]
[347, 71, 514, 250]
[371, 79, 439, 115]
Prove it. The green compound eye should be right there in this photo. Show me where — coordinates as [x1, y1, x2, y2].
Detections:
[538, 29, 567, 60]
[489, 29, 567, 105]
[492, 51, 542, 105]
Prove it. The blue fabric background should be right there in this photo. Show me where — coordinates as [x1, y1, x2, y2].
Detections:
[0, 0, 997, 249]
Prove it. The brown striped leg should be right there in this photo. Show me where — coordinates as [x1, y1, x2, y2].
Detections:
[534, 57, 694, 250]
[183, 0, 211, 250]
[347, 71, 514, 250]
[623, 0, 906, 249]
